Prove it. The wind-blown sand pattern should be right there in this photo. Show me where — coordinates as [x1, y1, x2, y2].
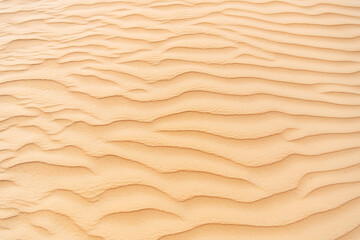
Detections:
[1, 0, 360, 239]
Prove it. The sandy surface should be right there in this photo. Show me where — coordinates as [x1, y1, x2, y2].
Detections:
[1, 0, 360, 239]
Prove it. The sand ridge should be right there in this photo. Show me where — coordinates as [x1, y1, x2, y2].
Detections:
[0, 0, 360, 239]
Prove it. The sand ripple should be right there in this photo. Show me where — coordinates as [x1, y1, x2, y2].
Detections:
[0, 0, 360, 239]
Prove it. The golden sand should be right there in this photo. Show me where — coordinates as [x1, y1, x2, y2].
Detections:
[0, 0, 360, 239]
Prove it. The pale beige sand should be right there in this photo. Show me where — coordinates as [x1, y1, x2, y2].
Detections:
[1, 0, 360, 239]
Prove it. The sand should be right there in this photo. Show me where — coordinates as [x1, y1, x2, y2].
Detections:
[0, 0, 360, 239]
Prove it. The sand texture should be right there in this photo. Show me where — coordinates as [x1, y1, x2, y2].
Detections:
[1, 0, 360, 239]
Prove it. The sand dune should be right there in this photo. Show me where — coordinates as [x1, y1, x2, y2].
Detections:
[1, 0, 360, 239]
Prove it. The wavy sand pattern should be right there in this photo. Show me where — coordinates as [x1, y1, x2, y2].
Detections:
[1, 0, 360, 239]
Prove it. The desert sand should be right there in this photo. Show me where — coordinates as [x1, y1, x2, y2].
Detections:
[0, 0, 360, 239]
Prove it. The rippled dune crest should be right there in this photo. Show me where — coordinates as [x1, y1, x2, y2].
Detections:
[1, 0, 360, 239]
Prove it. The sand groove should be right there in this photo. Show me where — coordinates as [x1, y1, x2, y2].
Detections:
[1, 0, 360, 239]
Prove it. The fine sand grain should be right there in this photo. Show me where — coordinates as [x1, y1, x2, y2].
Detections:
[0, 0, 360, 239]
